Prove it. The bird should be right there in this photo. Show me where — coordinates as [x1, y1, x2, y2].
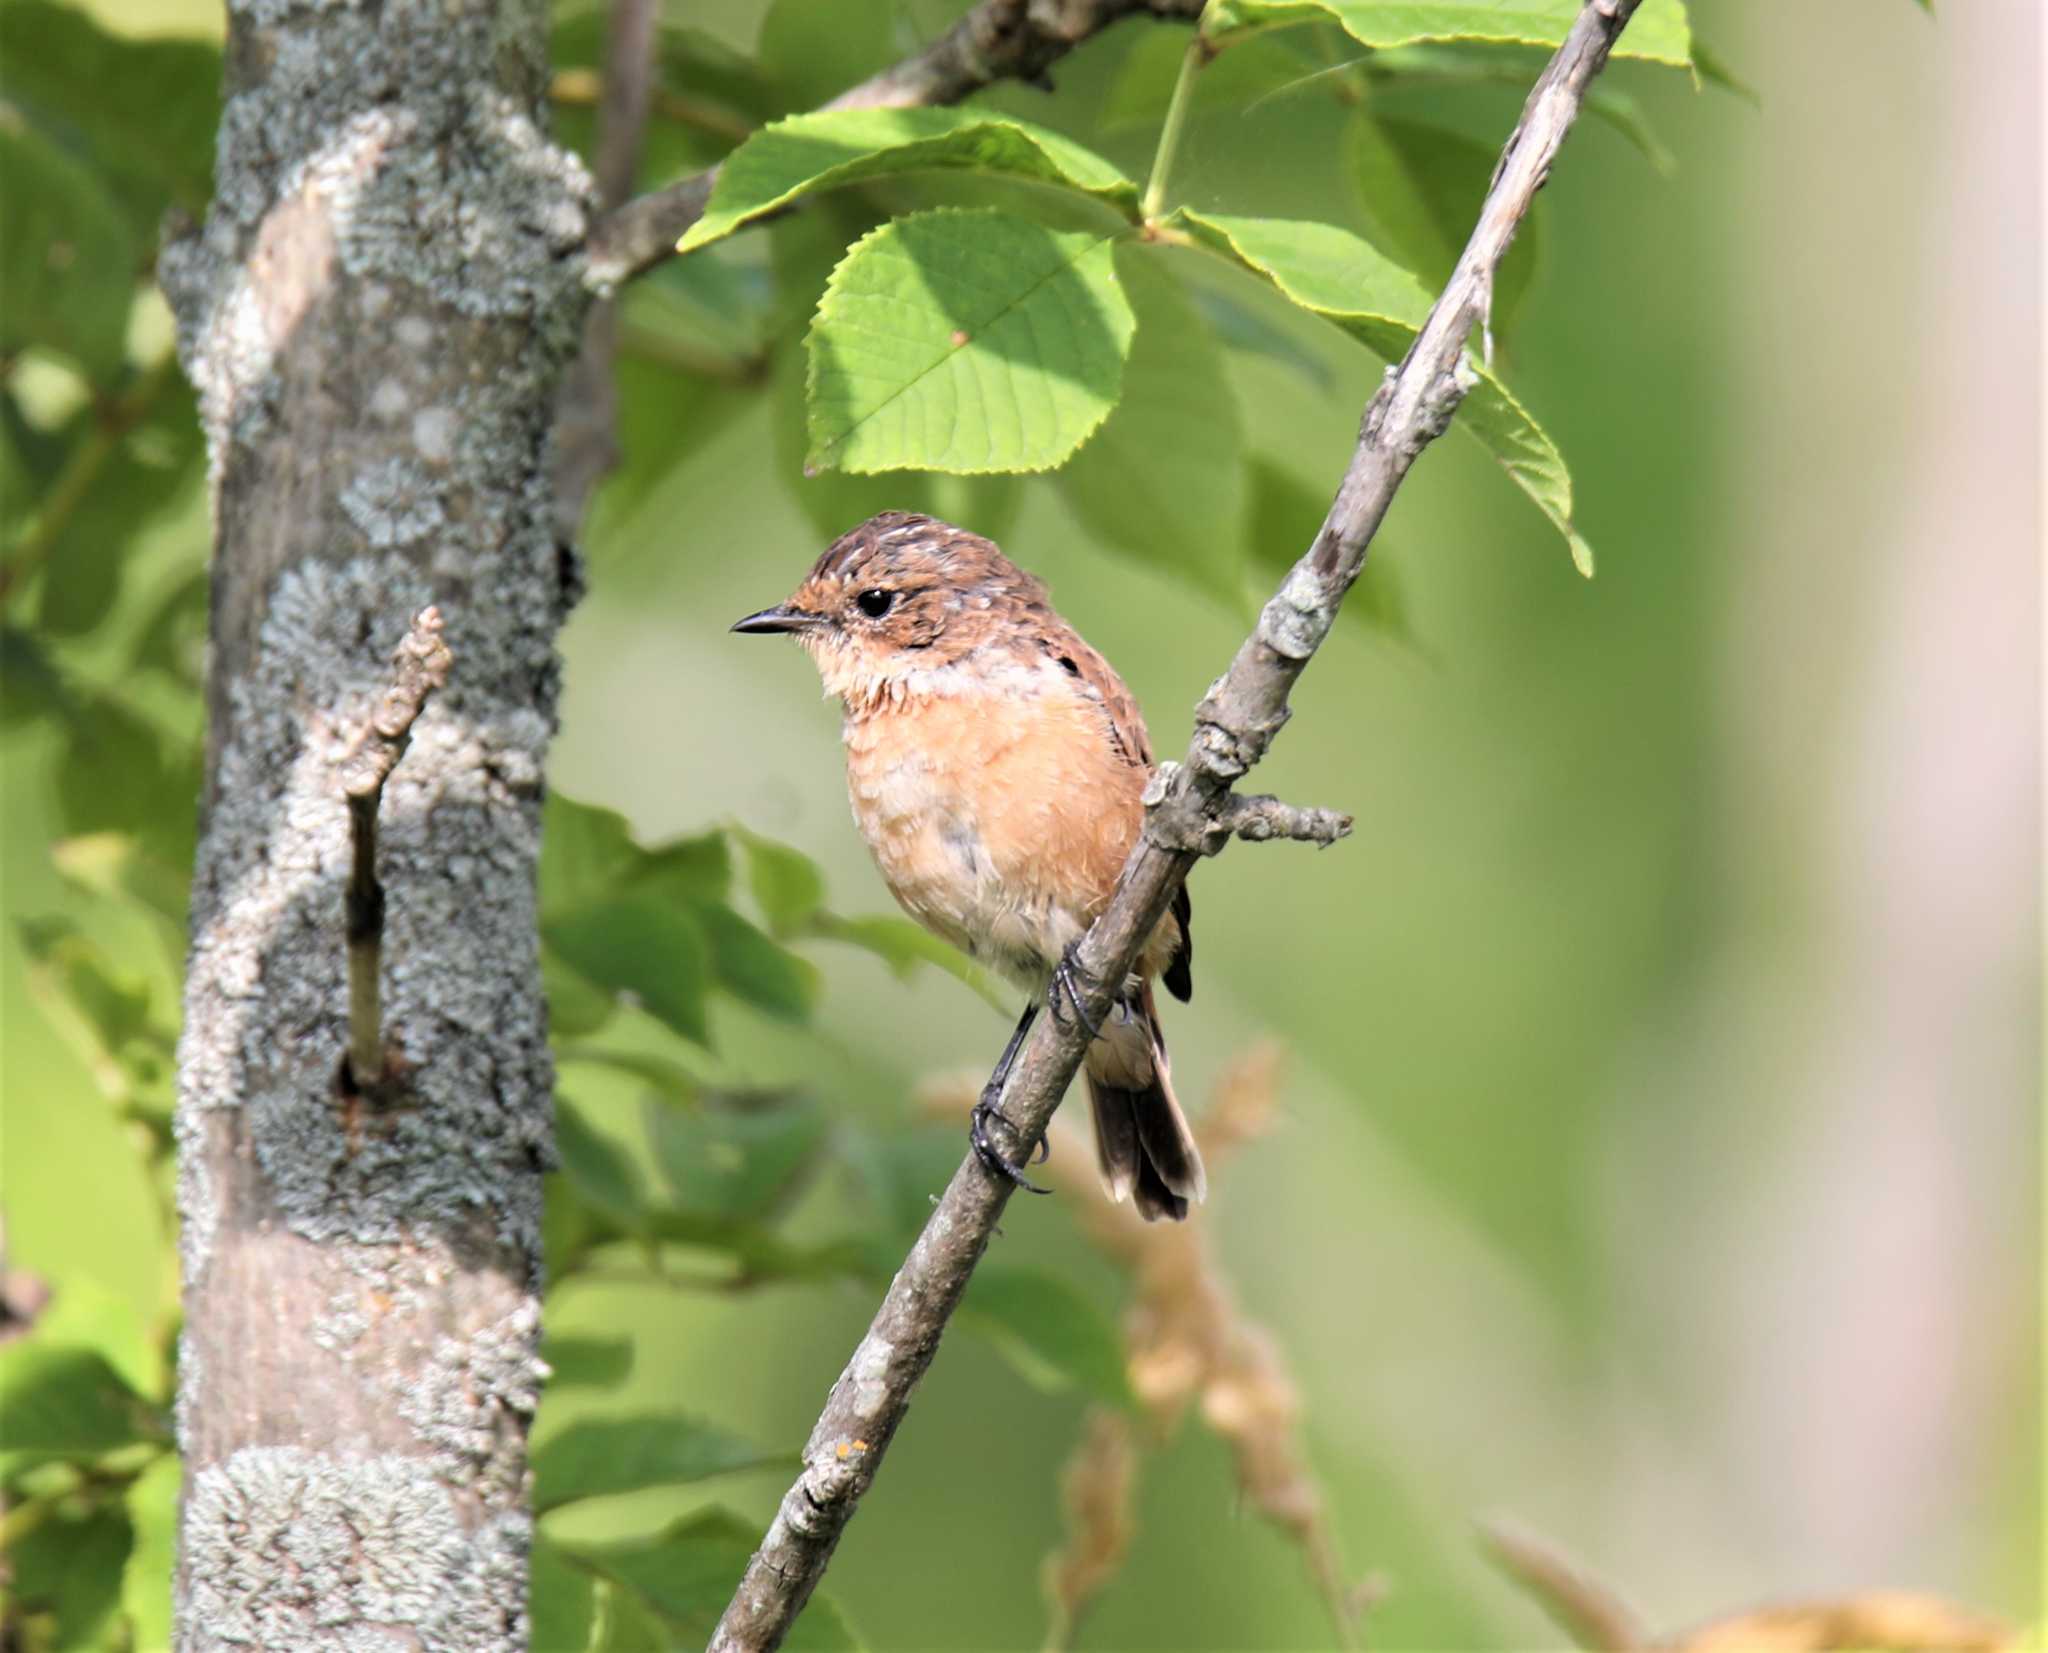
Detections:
[733, 510, 1206, 1221]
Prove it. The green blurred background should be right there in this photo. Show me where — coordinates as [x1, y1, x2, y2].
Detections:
[2, 0, 2037, 1647]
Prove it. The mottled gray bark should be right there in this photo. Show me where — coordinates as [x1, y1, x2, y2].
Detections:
[159, 0, 593, 1642]
[708, 2, 1646, 1646]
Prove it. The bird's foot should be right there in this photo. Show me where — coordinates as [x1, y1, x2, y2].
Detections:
[969, 1093, 1051, 1194]
[1049, 942, 1104, 1040]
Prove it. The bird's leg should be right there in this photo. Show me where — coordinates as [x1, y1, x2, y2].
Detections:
[1049, 940, 1105, 1041]
[970, 1001, 1051, 1193]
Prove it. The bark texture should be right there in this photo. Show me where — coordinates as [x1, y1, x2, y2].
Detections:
[159, 0, 593, 1643]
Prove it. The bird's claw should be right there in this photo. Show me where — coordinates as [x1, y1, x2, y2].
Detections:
[1049, 942, 1104, 1040]
[969, 1095, 1052, 1194]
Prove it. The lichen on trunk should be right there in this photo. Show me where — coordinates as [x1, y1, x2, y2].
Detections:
[159, 0, 594, 1644]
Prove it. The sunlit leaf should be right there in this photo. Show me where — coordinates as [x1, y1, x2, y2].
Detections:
[805, 208, 1136, 475]
[678, 108, 1137, 255]
[1204, 0, 1694, 68]
[535, 1414, 786, 1512]
[1172, 208, 1594, 573]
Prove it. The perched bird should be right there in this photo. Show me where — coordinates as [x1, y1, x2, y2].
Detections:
[734, 511, 1206, 1221]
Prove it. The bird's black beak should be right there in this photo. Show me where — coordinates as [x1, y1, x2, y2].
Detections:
[731, 605, 816, 635]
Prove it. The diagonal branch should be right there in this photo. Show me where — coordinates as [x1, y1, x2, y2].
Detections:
[584, 0, 1204, 288]
[708, 2, 1646, 1647]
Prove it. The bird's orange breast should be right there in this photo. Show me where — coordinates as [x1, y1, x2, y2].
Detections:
[840, 664, 1166, 987]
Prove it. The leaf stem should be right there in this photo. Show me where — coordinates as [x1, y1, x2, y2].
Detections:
[1140, 34, 1211, 223]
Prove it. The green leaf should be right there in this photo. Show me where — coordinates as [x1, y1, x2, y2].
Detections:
[539, 1333, 636, 1391]
[768, 327, 1025, 548]
[29, 1270, 165, 1403]
[961, 1267, 1134, 1408]
[6, 1503, 132, 1649]
[0, 1343, 160, 1478]
[556, 1045, 701, 1102]
[37, 374, 204, 639]
[535, 1414, 786, 1513]
[51, 832, 191, 934]
[16, 915, 176, 1118]
[541, 794, 645, 920]
[1689, 35, 1760, 104]
[1057, 245, 1247, 610]
[1098, 24, 1326, 129]
[677, 107, 1137, 255]
[1172, 208, 1593, 573]
[637, 830, 733, 906]
[554, 1095, 652, 1234]
[1349, 112, 1541, 337]
[808, 913, 1012, 1013]
[1204, 0, 1694, 67]
[0, 122, 138, 382]
[544, 947, 620, 1039]
[119, 1450, 179, 1653]
[1247, 457, 1414, 645]
[565, 1507, 865, 1649]
[701, 901, 819, 1022]
[0, 2, 217, 234]
[644, 1090, 827, 1224]
[54, 690, 201, 867]
[545, 901, 712, 1046]
[531, 1530, 603, 1653]
[805, 207, 1137, 475]
[734, 826, 826, 937]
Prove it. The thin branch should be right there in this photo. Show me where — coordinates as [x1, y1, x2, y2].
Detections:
[584, 0, 1206, 288]
[708, 3, 1645, 1647]
[339, 606, 451, 1092]
[1479, 1520, 1646, 1652]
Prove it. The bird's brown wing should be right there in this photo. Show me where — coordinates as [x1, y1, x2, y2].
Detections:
[1027, 617, 1194, 1002]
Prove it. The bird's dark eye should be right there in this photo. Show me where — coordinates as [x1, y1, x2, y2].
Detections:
[855, 588, 895, 618]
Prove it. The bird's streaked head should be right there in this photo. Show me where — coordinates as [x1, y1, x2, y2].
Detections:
[732, 511, 1047, 699]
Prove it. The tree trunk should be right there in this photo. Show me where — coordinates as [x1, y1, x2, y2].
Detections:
[159, 0, 592, 1642]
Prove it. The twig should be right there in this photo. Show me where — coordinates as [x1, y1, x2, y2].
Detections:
[550, 0, 660, 537]
[707, 4, 1645, 1647]
[1480, 1520, 1646, 1652]
[338, 607, 451, 1091]
[584, 0, 1206, 288]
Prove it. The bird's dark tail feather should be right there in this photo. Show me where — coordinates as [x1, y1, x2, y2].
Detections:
[1084, 980, 1206, 1222]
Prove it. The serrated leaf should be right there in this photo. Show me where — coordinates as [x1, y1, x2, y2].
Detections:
[535, 1414, 787, 1512]
[1204, 0, 1694, 67]
[1349, 111, 1541, 336]
[119, 1450, 179, 1653]
[733, 825, 826, 936]
[0, 1343, 161, 1477]
[701, 901, 819, 1021]
[1172, 208, 1592, 572]
[961, 1267, 1134, 1408]
[1058, 245, 1247, 609]
[0, 123, 138, 382]
[539, 1333, 635, 1390]
[678, 107, 1137, 255]
[545, 901, 712, 1045]
[564, 1507, 865, 1649]
[805, 208, 1137, 475]
[644, 1090, 826, 1224]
